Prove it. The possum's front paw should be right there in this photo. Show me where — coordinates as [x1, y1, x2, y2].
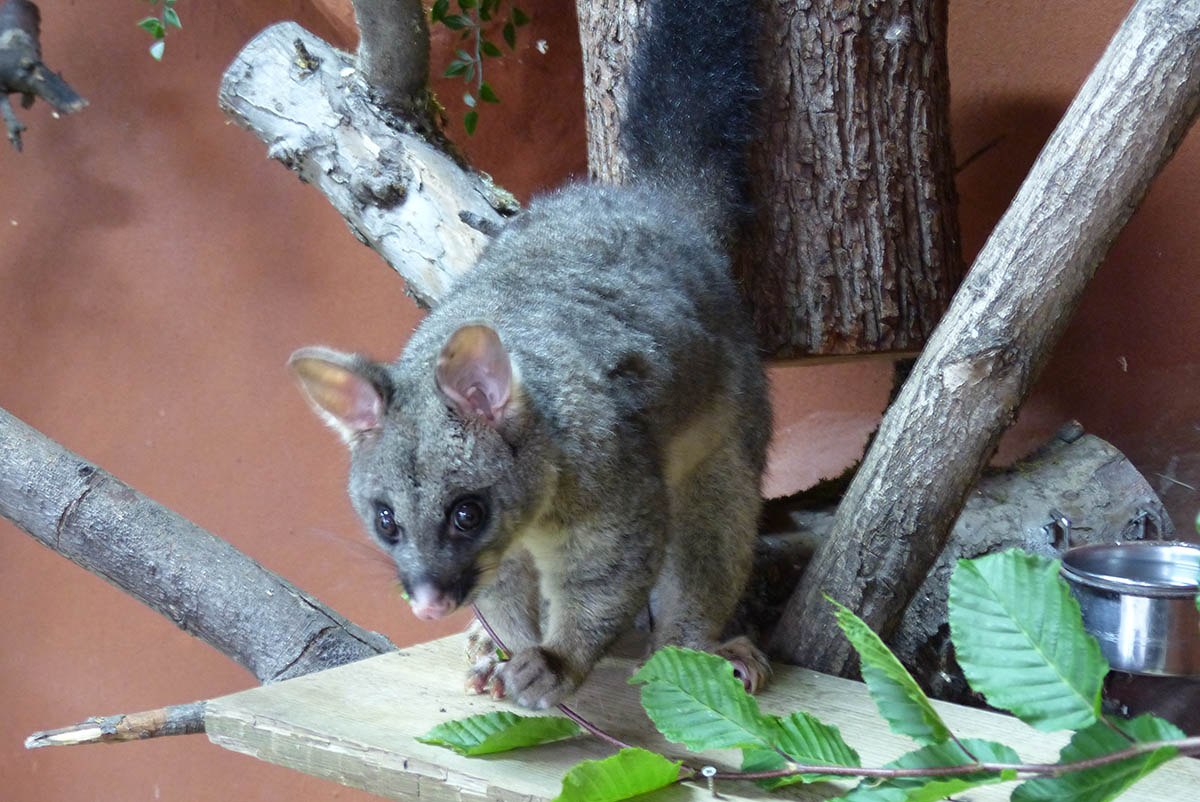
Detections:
[496, 647, 578, 710]
[464, 618, 505, 698]
[716, 635, 772, 694]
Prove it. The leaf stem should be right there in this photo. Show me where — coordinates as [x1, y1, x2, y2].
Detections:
[468, 607, 1200, 787]
[470, 605, 633, 751]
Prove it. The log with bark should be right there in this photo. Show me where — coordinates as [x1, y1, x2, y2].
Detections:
[746, 422, 1173, 703]
[770, 0, 1200, 675]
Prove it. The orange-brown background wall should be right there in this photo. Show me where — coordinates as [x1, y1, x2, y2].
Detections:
[1, 1, 1196, 799]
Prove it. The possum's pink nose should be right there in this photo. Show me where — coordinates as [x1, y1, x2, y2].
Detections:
[410, 585, 456, 620]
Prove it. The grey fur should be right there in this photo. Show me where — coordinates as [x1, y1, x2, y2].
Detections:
[291, 0, 768, 708]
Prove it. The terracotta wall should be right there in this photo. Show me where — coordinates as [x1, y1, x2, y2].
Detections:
[1, 1, 1196, 800]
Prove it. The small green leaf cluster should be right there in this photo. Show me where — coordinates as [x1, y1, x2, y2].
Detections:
[420, 550, 1195, 801]
[431, 0, 530, 135]
[136, 0, 182, 61]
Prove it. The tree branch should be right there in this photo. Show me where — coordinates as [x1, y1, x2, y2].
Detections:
[771, 0, 1200, 673]
[0, 0, 86, 151]
[351, 0, 431, 118]
[25, 703, 206, 749]
[0, 407, 395, 684]
[219, 22, 515, 309]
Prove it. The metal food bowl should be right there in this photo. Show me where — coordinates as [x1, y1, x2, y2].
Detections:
[1061, 541, 1200, 677]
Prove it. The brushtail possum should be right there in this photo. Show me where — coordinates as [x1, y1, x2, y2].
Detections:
[290, 0, 770, 709]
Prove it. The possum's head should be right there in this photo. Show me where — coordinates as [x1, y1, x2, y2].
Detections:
[289, 325, 547, 621]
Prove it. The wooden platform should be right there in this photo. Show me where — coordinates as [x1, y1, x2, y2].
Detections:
[204, 635, 1199, 801]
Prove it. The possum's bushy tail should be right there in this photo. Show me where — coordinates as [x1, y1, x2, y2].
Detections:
[621, 0, 758, 226]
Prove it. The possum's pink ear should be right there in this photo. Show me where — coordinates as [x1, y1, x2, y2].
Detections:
[289, 347, 385, 444]
[436, 325, 514, 425]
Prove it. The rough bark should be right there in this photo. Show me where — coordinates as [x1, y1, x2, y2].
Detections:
[0, 407, 395, 684]
[218, 22, 517, 309]
[747, 424, 1172, 687]
[0, 0, 86, 151]
[771, 0, 1200, 674]
[351, 0, 430, 118]
[576, 0, 963, 357]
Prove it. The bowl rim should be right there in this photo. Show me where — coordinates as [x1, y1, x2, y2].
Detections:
[1059, 540, 1200, 598]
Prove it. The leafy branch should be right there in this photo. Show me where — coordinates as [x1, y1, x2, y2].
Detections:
[421, 550, 1200, 801]
[136, 0, 182, 61]
[431, 0, 529, 134]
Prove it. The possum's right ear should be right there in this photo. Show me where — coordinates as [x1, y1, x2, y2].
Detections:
[288, 347, 386, 444]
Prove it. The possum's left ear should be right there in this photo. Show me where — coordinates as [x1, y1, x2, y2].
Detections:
[435, 324, 516, 426]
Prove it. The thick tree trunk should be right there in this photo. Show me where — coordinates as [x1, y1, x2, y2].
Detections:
[577, 0, 963, 357]
[0, 407, 394, 684]
[771, 0, 1200, 675]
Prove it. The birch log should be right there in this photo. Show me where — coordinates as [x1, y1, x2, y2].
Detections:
[218, 22, 516, 309]
[771, 0, 1200, 674]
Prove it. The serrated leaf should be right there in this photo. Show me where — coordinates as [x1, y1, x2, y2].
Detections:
[417, 711, 581, 756]
[137, 16, 165, 38]
[481, 39, 502, 58]
[830, 598, 950, 746]
[1011, 714, 1183, 802]
[832, 739, 1019, 802]
[503, 21, 516, 49]
[163, 7, 181, 28]
[464, 110, 479, 135]
[149, 40, 165, 60]
[479, 82, 499, 103]
[630, 646, 775, 752]
[441, 13, 471, 30]
[555, 748, 681, 802]
[949, 549, 1106, 732]
[512, 7, 530, 25]
[741, 711, 861, 788]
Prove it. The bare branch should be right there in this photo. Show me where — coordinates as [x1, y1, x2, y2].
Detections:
[0, 0, 86, 150]
[25, 703, 206, 749]
[0, 407, 395, 684]
[219, 22, 514, 309]
[352, 0, 430, 117]
[771, 0, 1200, 673]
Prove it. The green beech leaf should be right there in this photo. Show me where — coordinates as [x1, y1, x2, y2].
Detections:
[512, 7, 530, 25]
[441, 14, 471, 30]
[431, 0, 449, 22]
[830, 598, 950, 746]
[1011, 714, 1183, 802]
[163, 7, 181, 28]
[463, 92, 476, 108]
[503, 21, 516, 49]
[149, 40, 165, 60]
[554, 748, 681, 802]
[464, 110, 479, 135]
[457, 0, 478, 9]
[948, 550, 1106, 732]
[479, 82, 500, 103]
[741, 711, 861, 788]
[417, 711, 581, 756]
[832, 739, 1019, 802]
[630, 646, 775, 751]
[481, 40, 503, 58]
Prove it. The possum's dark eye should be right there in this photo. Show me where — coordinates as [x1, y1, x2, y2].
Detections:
[449, 496, 487, 534]
[374, 503, 400, 544]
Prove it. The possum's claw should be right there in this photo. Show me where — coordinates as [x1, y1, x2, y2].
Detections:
[464, 618, 508, 698]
